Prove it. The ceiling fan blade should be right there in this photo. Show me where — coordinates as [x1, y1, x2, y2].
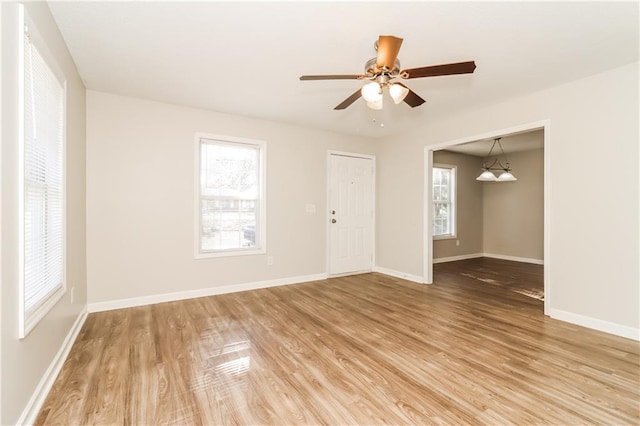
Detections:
[396, 82, 426, 107]
[401, 61, 476, 79]
[300, 74, 365, 81]
[376, 35, 403, 70]
[334, 89, 362, 110]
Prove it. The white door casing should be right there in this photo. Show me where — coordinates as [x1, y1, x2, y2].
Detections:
[328, 153, 374, 275]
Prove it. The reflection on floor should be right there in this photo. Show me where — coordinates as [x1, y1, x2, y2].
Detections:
[36, 269, 638, 425]
[435, 256, 544, 301]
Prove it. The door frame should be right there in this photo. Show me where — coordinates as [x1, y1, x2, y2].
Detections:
[326, 151, 376, 276]
[423, 120, 551, 315]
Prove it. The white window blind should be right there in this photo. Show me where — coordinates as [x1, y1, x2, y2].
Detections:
[20, 25, 65, 337]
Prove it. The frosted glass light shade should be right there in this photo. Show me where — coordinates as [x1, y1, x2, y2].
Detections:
[476, 170, 497, 181]
[361, 82, 382, 102]
[366, 98, 383, 110]
[497, 171, 517, 181]
[389, 83, 409, 104]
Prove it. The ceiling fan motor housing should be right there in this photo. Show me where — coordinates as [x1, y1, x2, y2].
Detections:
[365, 57, 401, 78]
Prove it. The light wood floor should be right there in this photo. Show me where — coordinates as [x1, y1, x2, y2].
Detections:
[37, 260, 639, 425]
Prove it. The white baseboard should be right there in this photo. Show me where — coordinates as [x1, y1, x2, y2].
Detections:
[88, 273, 329, 313]
[373, 266, 424, 284]
[549, 308, 639, 341]
[17, 307, 88, 426]
[432, 253, 483, 264]
[482, 253, 544, 265]
[432, 253, 544, 265]
[328, 269, 374, 278]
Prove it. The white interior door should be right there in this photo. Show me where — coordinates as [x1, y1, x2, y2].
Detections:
[328, 153, 374, 275]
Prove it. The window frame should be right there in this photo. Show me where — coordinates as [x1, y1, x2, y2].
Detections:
[18, 7, 67, 338]
[194, 133, 266, 259]
[432, 163, 457, 240]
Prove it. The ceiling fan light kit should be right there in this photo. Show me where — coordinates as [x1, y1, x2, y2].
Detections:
[389, 83, 409, 104]
[476, 138, 518, 182]
[300, 35, 476, 111]
[367, 99, 383, 110]
[361, 81, 383, 102]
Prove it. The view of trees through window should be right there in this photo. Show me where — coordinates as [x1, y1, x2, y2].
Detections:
[200, 140, 260, 252]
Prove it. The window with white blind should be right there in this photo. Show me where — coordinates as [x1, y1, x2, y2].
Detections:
[19, 21, 66, 338]
[195, 134, 266, 258]
[432, 164, 456, 239]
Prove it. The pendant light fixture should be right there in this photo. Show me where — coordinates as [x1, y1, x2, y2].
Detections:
[476, 138, 517, 182]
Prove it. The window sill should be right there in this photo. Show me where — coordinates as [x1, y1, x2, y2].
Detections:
[196, 246, 266, 259]
[20, 285, 65, 339]
[433, 235, 457, 241]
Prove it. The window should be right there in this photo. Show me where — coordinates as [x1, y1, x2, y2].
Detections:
[432, 164, 456, 239]
[196, 134, 266, 257]
[19, 18, 66, 338]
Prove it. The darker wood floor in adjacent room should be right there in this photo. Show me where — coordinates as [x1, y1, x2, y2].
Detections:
[36, 259, 639, 425]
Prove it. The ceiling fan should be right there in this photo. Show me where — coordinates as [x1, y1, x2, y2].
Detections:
[300, 35, 476, 110]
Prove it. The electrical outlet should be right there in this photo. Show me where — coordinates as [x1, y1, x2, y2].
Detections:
[456, 240, 460, 246]
[267, 256, 274, 266]
[70, 287, 75, 304]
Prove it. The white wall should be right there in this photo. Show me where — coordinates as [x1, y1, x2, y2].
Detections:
[377, 62, 639, 335]
[1, 2, 87, 424]
[86, 91, 375, 305]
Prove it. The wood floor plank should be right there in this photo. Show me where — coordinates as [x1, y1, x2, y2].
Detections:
[35, 315, 104, 424]
[35, 258, 639, 425]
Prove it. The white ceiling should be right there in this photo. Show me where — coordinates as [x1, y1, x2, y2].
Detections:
[443, 129, 544, 157]
[48, 1, 639, 139]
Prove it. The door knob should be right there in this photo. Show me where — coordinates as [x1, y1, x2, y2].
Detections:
[331, 219, 337, 224]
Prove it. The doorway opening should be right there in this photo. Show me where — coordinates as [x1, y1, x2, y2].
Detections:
[423, 121, 550, 315]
